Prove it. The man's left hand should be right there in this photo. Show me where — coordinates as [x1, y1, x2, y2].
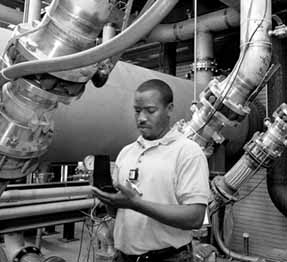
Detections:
[91, 181, 141, 209]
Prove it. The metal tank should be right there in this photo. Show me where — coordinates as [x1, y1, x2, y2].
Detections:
[44, 61, 196, 162]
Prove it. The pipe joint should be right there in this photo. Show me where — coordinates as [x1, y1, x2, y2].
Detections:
[191, 59, 218, 73]
[209, 176, 238, 215]
[13, 246, 42, 262]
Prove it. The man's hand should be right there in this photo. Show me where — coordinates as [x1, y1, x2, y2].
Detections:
[91, 181, 141, 209]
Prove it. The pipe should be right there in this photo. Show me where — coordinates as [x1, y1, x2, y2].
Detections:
[0, 186, 93, 202]
[176, 0, 272, 154]
[0, 0, 179, 86]
[0, 181, 9, 197]
[147, 8, 240, 43]
[0, 4, 23, 25]
[27, 0, 42, 22]
[0, 198, 97, 220]
[195, 31, 215, 89]
[217, 0, 272, 106]
[4, 233, 26, 261]
[212, 212, 263, 262]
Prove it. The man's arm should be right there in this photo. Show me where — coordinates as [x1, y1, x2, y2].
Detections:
[92, 183, 206, 230]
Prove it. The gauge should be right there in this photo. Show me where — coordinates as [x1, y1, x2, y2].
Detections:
[83, 155, 95, 171]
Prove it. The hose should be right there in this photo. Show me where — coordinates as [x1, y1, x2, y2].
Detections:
[212, 212, 264, 262]
[0, 0, 179, 85]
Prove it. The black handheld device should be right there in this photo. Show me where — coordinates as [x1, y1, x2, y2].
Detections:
[92, 155, 118, 193]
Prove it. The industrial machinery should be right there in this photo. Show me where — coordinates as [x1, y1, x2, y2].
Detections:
[0, 0, 286, 261]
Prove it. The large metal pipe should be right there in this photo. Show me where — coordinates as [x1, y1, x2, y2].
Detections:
[177, 0, 272, 155]
[147, 8, 239, 43]
[27, 0, 42, 22]
[0, 0, 179, 86]
[0, 4, 23, 25]
[0, 186, 93, 202]
[217, 0, 272, 106]
[0, 198, 97, 220]
[195, 31, 215, 89]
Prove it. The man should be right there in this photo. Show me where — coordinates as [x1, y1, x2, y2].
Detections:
[92, 79, 210, 262]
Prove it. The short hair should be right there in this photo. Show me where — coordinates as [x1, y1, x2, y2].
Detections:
[136, 79, 173, 106]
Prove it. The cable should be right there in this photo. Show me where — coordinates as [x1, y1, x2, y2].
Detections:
[193, 0, 198, 102]
[195, 0, 268, 134]
[77, 220, 85, 262]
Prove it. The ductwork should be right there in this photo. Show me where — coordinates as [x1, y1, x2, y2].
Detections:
[177, 0, 272, 157]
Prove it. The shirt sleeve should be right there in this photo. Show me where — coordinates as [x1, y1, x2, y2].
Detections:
[175, 143, 210, 205]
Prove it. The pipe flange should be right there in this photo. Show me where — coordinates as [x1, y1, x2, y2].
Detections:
[43, 256, 66, 262]
[13, 246, 41, 262]
[191, 59, 218, 73]
[243, 133, 275, 168]
[209, 176, 238, 214]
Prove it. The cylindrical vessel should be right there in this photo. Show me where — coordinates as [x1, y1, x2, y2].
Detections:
[44, 61, 196, 161]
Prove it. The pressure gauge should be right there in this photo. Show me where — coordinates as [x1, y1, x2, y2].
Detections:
[83, 155, 95, 171]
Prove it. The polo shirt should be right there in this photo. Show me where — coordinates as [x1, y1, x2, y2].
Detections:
[112, 127, 210, 255]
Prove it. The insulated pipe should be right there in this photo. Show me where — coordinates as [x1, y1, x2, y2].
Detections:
[195, 31, 215, 89]
[0, 0, 179, 86]
[0, 186, 93, 202]
[217, 0, 272, 106]
[212, 213, 263, 262]
[27, 0, 42, 22]
[0, 198, 97, 220]
[147, 8, 240, 43]
[0, 4, 23, 25]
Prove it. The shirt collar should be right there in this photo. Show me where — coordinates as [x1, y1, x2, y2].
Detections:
[136, 126, 181, 149]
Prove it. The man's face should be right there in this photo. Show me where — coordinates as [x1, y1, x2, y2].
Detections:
[134, 89, 173, 140]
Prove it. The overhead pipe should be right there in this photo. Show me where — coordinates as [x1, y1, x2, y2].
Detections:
[147, 8, 240, 43]
[0, 0, 179, 86]
[0, 4, 23, 25]
[193, 31, 216, 89]
[26, 0, 42, 23]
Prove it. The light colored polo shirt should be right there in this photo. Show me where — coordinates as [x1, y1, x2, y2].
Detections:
[112, 127, 210, 255]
